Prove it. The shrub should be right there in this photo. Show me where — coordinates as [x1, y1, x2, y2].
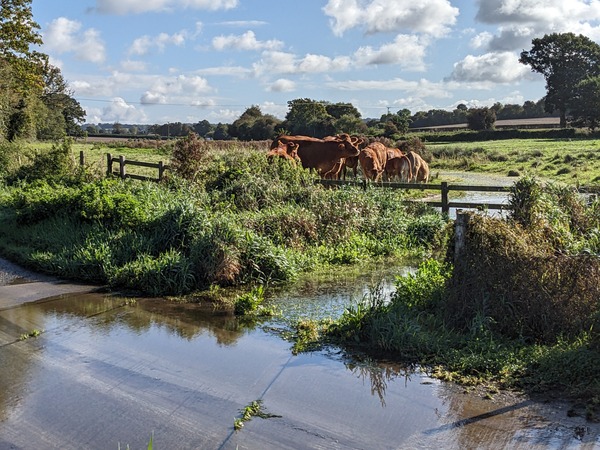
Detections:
[445, 213, 600, 343]
[169, 133, 208, 181]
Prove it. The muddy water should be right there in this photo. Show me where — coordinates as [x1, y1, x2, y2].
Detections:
[1, 273, 599, 449]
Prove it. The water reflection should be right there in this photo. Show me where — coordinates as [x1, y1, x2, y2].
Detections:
[1, 272, 599, 448]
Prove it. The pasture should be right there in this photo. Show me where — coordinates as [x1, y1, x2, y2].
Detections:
[22, 135, 600, 187]
[425, 137, 600, 185]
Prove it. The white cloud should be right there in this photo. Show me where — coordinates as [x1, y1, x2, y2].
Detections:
[140, 91, 167, 104]
[194, 66, 251, 77]
[448, 52, 531, 84]
[470, 32, 493, 49]
[120, 59, 148, 72]
[297, 54, 352, 73]
[141, 74, 213, 104]
[102, 97, 148, 123]
[475, 0, 600, 51]
[212, 30, 283, 51]
[326, 77, 451, 99]
[95, 0, 238, 14]
[353, 34, 427, 70]
[217, 20, 268, 27]
[323, 0, 459, 37]
[43, 17, 106, 64]
[252, 51, 297, 76]
[267, 79, 296, 92]
[129, 31, 187, 56]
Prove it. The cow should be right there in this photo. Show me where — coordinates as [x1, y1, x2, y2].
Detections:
[267, 140, 300, 165]
[407, 151, 429, 183]
[273, 134, 361, 179]
[359, 145, 384, 181]
[342, 155, 359, 180]
[323, 134, 365, 180]
[384, 148, 412, 182]
[359, 142, 390, 182]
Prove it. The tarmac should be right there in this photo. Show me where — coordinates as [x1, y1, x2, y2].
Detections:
[0, 257, 98, 310]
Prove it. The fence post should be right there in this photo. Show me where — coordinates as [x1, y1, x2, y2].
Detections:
[79, 150, 85, 166]
[362, 179, 367, 191]
[454, 210, 469, 264]
[106, 153, 112, 177]
[441, 181, 449, 214]
[119, 155, 126, 179]
[158, 161, 164, 181]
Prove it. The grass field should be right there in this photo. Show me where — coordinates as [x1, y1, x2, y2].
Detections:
[426, 137, 600, 185]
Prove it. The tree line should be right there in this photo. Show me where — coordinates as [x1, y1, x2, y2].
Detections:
[88, 97, 557, 141]
[0, 0, 85, 142]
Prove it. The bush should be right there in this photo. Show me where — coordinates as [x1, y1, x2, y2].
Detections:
[445, 213, 600, 343]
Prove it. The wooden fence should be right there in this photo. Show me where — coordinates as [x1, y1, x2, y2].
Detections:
[318, 179, 510, 214]
[105, 153, 168, 182]
[318, 179, 600, 214]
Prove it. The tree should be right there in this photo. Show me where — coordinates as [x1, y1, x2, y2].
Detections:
[467, 107, 496, 130]
[229, 105, 282, 140]
[325, 102, 361, 120]
[334, 114, 367, 135]
[570, 76, 600, 130]
[0, 0, 46, 93]
[284, 98, 334, 137]
[39, 63, 85, 136]
[193, 120, 213, 137]
[212, 123, 230, 140]
[520, 33, 600, 127]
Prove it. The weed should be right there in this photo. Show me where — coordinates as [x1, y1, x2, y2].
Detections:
[234, 400, 280, 431]
[233, 285, 265, 315]
[19, 329, 42, 340]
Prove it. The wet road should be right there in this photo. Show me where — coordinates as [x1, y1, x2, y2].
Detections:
[0, 269, 598, 449]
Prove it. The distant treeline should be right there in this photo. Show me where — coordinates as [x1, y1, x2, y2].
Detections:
[82, 97, 559, 140]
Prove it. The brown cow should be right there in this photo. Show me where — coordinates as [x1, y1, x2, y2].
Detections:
[385, 149, 412, 182]
[407, 151, 429, 183]
[359, 145, 384, 181]
[359, 142, 394, 182]
[273, 134, 361, 178]
[267, 140, 300, 165]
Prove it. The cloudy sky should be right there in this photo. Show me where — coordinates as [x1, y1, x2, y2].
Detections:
[32, 0, 600, 125]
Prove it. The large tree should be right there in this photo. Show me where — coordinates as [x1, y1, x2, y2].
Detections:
[520, 33, 600, 128]
[284, 98, 335, 137]
[229, 105, 282, 140]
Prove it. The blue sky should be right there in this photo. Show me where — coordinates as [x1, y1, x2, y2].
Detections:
[31, 0, 600, 125]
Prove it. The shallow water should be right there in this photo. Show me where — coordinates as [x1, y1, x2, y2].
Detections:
[0, 272, 598, 449]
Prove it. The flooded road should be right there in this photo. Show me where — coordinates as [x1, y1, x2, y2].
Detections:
[1, 272, 599, 449]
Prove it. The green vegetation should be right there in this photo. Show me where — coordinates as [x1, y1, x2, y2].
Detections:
[0, 138, 445, 298]
[305, 177, 600, 411]
[423, 136, 600, 185]
[19, 329, 42, 340]
[234, 400, 280, 431]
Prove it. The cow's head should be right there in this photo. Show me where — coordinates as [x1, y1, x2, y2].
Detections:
[338, 138, 360, 157]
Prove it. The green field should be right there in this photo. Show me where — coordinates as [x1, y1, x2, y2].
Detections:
[426, 137, 600, 185]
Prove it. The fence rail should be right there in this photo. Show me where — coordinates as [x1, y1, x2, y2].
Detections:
[105, 153, 169, 182]
[318, 179, 600, 214]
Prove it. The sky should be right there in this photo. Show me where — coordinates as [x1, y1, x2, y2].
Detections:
[30, 0, 600, 125]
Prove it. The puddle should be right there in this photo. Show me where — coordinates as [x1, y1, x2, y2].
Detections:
[0, 273, 599, 449]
